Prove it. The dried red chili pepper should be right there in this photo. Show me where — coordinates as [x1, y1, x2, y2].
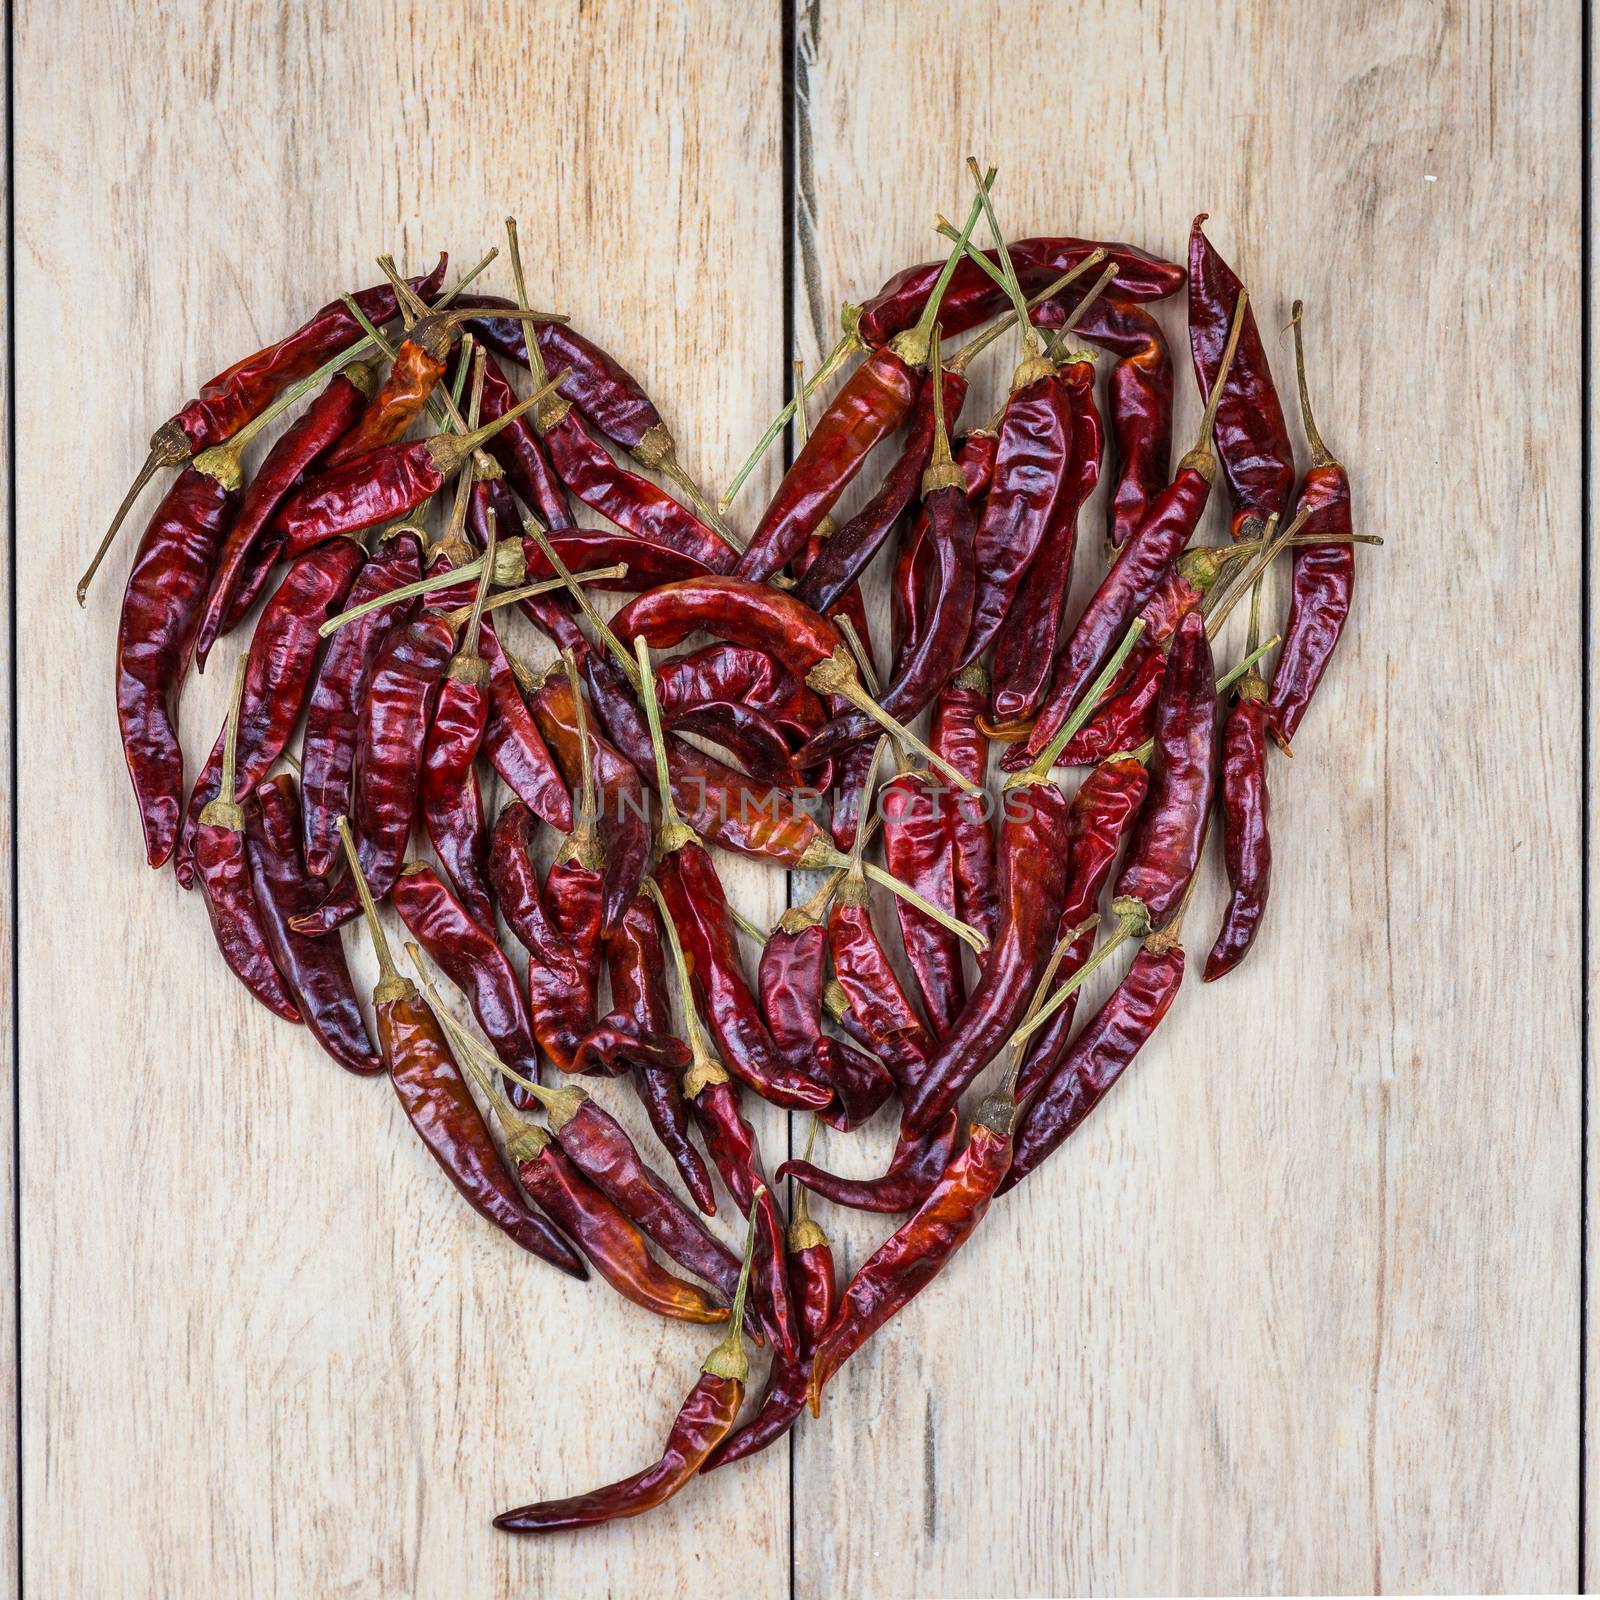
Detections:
[292, 612, 457, 935]
[517, 526, 710, 592]
[244, 774, 380, 1075]
[1188, 217, 1295, 541]
[193, 660, 301, 1021]
[732, 182, 993, 580]
[778, 1109, 961, 1216]
[1013, 755, 1149, 1103]
[176, 535, 367, 887]
[116, 462, 238, 867]
[275, 377, 557, 557]
[1002, 928, 1187, 1193]
[194, 362, 375, 669]
[1010, 290, 1249, 771]
[1269, 302, 1358, 747]
[393, 863, 542, 1087]
[1205, 668, 1271, 982]
[882, 761, 966, 1038]
[932, 667, 998, 951]
[83, 257, 446, 603]
[635, 639, 833, 1113]
[605, 892, 717, 1214]
[474, 353, 575, 531]
[299, 531, 423, 875]
[648, 879, 801, 1364]
[338, 821, 584, 1277]
[493, 1197, 761, 1534]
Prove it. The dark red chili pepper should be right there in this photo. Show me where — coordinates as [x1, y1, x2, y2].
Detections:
[482, 623, 574, 830]
[933, 668, 998, 950]
[807, 1109, 1014, 1413]
[856, 234, 1184, 349]
[476, 354, 574, 532]
[796, 335, 980, 767]
[1204, 671, 1272, 982]
[990, 352, 1101, 720]
[116, 463, 238, 867]
[244, 775, 380, 1075]
[1001, 933, 1186, 1193]
[778, 1110, 961, 1216]
[393, 863, 542, 1088]
[1114, 610, 1217, 931]
[1014, 756, 1148, 1103]
[605, 892, 718, 1214]
[794, 369, 967, 615]
[1010, 291, 1249, 771]
[193, 661, 301, 1022]
[527, 667, 650, 931]
[1188, 217, 1295, 541]
[338, 823, 584, 1278]
[176, 535, 366, 887]
[882, 765, 966, 1038]
[291, 612, 457, 936]
[518, 528, 712, 592]
[300, 532, 423, 875]
[276, 383, 552, 558]
[194, 362, 375, 669]
[1269, 302, 1357, 747]
[493, 1199, 761, 1534]
[85, 258, 444, 603]
[653, 643, 824, 748]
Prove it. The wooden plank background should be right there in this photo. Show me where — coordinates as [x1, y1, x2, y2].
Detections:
[7, 0, 1585, 1595]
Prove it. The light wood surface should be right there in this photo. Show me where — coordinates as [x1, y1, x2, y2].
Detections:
[9, 0, 1585, 1595]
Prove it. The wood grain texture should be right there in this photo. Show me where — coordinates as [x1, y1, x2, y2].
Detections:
[787, 1, 1582, 1595]
[15, 3, 787, 1595]
[9, 0, 1585, 1594]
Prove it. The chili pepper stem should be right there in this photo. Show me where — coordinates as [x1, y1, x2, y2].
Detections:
[336, 815, 411, 1002]
[1289, 300, 1335, 469]
[197, 656, 250, 830]
[944, 253, 1107, 377]
[426, 371, 568, 479]
[702, 1193, 763, 1381]
[1111, 635, 1281, 767]
[557, 650, 605, 871]
[632, 636, 698, 855]
[642, 876, 730, 1096]
[503, 218, 553, 393]
[719, 306, 866, 513]
[857, 858, 984, 952]
[1181, 287, 1250, 475]
[409, 949, 546, 1106]
[1041, 259, 1120, 364]
[456, 512, 496, 662]
[1011, 900, 1151, 1050]
[77, 424, 195, 603]
[984, 921, 1097, 1122]
[885, 166, 997, 371]
[1010, 619, 1149, 786]
[523, 521, 642, 692]
[1206, 509, 1311, 640]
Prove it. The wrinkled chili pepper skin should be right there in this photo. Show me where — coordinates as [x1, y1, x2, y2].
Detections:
[882, 771, 966, 1037]
[654, 645, 823, 747]
[1009, 461, 1212, 772]
[528, 672, 650, 931]
[991, 361, 1102, 722]
[378, 988, 586, 1278]
[300, 534, 422, 875]
[277, 439, 445, 557]
[960, 371, 1073, 668]
[856, 237, 1184, 349]
[687, 1078, 799, 1363]
[808, 1120, 1011, 1409]
[550, 1091, 743, 1305]
[195, 815, 302, 1022]
[1269, 461, 1356, 745]
[477, 356, 575, 532]
[1001, 945, 1184, 1193]
[293, 615, 456, 935]
[736, 348, 920, 582]
[1205, 692, 1272, 982]
[1007, 642, 1164, 767]
[517, 529, 712, 594]
[481, 622, 574, 833]
[493, 1370, 741, 1534]
[177, 537, 366, 887]
[323, 341, 447, 469]
[658, 848, 833, 1112]
[779, 1110, 961, 1216]
[1116, 611, 1217, 926]
[117, 467, 237, 868]
[1014, 757, 1149, 1103]
[513, 1141, 727, 1324]
[196, 367, 372, 668]
[168, 261, 445, 453]
[607, 894, 718, 1214]
[931, 677, 999, 950]
[393, 865, 543, 1086]
[795, 371, 967, 616]
[829, 892, 931, 1053]
[1188, 217, 1294, 539]
[420, 666, 494, 928]
[902, 781, 1072, 1136]
[546, 854, 605, 1038]
[797, 476, 978, 767]
[244, 776, 380, 1074]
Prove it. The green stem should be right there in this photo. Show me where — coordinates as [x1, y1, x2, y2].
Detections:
[1009, 618, 1147, 785]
